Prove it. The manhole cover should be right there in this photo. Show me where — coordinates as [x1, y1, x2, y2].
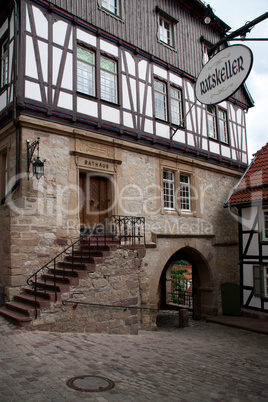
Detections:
[67, 375, 115, 392]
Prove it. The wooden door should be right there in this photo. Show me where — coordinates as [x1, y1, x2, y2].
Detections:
[80, 173, 109, 229]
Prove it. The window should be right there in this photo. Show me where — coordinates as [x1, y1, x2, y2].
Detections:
[154, 79, 167, 121]
[77, 46, 95, 96]
[101, 0, 121, 16]
[254, 265, 268, 299]
[203, 45, 209, 65]
[207, 106, 216, 139]
[156, 7, 178, 49]
[100, 56, 117, 103]
[170, 87, 183, 126]
[159, 17, 172, 46]
[218, 109, 228, 143]
[163, 171, 174, 209]
[262, 210, 268, 241]
[207, 106, 228, 143]
[154, 80, 183, 125]
[1, 37, 8, 87]
[180, 175, 191, 211]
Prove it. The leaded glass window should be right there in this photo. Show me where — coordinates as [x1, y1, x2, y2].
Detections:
[154, 79, 167, 121]
[77, 46, 95, 96]
[170, 87, 183, 126]
[100, 56, 117, 103]
[180, 175, 191, 211]
[163, 171, 174, 209]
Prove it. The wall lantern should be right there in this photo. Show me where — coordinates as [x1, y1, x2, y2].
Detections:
[26, 137, 45, 180]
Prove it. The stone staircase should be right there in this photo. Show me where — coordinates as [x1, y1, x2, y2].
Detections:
[0, 235, 119, 327]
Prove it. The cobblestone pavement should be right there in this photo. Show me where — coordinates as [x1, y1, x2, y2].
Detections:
[0, 315, 267, 402]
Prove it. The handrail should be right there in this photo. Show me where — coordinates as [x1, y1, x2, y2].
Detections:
[26, 215, 145, 318]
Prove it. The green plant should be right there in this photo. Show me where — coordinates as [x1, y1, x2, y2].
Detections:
[170, 264, 192, 305]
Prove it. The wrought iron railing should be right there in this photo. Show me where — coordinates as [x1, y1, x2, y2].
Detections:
[27, 215, 145, 318]
[169, 291, 193, 309]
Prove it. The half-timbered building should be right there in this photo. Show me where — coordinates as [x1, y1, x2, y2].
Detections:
[225, 143, 268, 318]
[0, 0, 254, 332]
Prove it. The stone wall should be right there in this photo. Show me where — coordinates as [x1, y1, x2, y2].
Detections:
[27, 246, 147, 334]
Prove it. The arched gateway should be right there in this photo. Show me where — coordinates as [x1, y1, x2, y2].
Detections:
[144, 236, 219, 324]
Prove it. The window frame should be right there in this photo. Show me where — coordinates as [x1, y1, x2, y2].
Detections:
[77, 45, 96, 97]
[180, 174, 191, 212]
[154, 78, 183, 126]
[207, 105, 229, 144]
[156, 6, 178, 50]
[1, 34, 8, 88]
[253, 265, 268, 300]
[100, 55, 118, 104]
[261, 209, 268, 243]
[98, 0, 124, 19]
[163, 170, 175, 210]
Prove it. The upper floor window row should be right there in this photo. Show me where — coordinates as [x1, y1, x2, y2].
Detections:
[154, 79, 183, 126]
[156, 7, 178, 49]
[77, 45, 118, 104]
[207, 105, 228, 144]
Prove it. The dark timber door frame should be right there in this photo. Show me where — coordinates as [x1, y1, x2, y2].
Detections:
[79, 173, 109, 230]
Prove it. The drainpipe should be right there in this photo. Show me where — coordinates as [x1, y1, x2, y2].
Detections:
[1, 0, 20, 205]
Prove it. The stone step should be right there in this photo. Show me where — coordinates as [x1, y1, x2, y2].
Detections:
[5, 301, 40, 317]
[24, 287, 60, 301]
[57, 261, 96, 272]
[14, 294, 52, 308]
[0, 307, 33, 326]
[42, 274, 79, 286]
[34, 280, 70, 293]
[49, 267, 88, 278]
[65, 255, 103, 264]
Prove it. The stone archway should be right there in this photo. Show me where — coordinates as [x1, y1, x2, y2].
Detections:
[160, 246, 215, 319]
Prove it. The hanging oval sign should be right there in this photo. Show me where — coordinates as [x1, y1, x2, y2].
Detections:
[195, 45, 253, 105]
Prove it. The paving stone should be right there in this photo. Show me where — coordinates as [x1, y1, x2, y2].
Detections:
[0, 316, 268, 401]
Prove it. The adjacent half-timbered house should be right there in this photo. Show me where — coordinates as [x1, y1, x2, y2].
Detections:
[225, 143, 268, 318]
[0, 0, 255, 332]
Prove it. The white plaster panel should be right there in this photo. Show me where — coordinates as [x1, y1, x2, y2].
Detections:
[173, 129, 185, 143]
[249, 295, 261, 309]
[156, 122, 170, 139]
[8, 85, 13, 103]
[138, 60, 148, 81]
[125, 51, 136, 76]
[38, 40, 48, 83]
[53, 20, 67, 47]
[0, 91, 7, 112]
[33, 6, 48, 39]
[243, 289, 251, 305]
[202, 138, 208, 151]
[262, 245, 268, 257]
[102, 105, 120, 124]
[77, 29, 97, 47]
[242, 152, 248, 164]
[61, 53, 73, 90]
[26, 5, 30, 32]
[100, 39, 118, 57]
[230, 127, 235, 148]
[53, 47, 62, 86]
[58, 91, 73, 110]
[169, 73, 182, 87]
[242, 207, 258, 231]
[26, 36, 38, 79]
[209, 141, 219, 154]
[186, 82, 195, 102]
[122, 76, 131, 109]
[123, 112, 134, 128]
[232, 148, 237, 160]
[9, 11, 14, 39]
[139, 82, 145, 113]
[144, 119, 153, 134]
[221, 145, 231, 158]
[153, 65, 167, 80]
[0, 20, 8, 38]
[145, 87, 153, 117]
[25, 80, 42, 102]
[243, 265, 253, 287]
[77, 97, 98, 117]
[187, 133, 195, 147]
[243, 232, 259, 256]
[130, 77, 137, 112]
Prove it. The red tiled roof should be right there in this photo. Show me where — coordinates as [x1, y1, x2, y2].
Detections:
[226, 143, 268, 205]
